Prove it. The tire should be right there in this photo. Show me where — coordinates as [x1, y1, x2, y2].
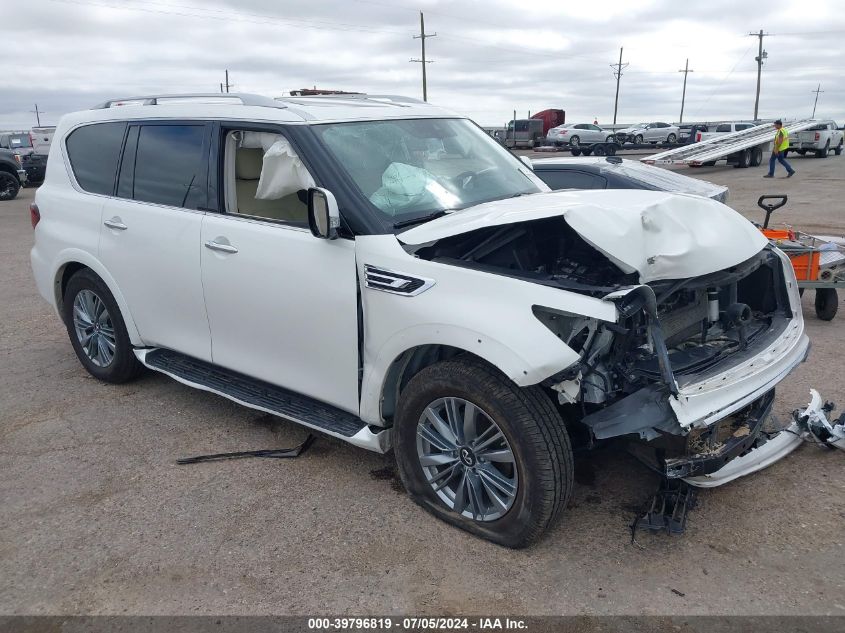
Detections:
[733, 148, 751, 168]
[835, 141, 843, 156]
[667, 133, 677, 143]
[62, 269, 143, 383]
[593, 144, 606, 156]
[569, 135, 580, 147]
[606, 144, 617, 156]
[797, 149, 807, 156]
[605, 136, 615, 143]
[0, 171, 20, 201]
[814, 288, 838, 321]
[750, 146, 763, 167]
[581, 149, 592, 156]
[570, 148, 582, 156]
[634, 134, 643, 144]
[815, 141, 829, 158]
[393, 357, 573, 548]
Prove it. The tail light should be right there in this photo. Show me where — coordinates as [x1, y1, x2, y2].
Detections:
[814, 132, 820, 141]
[30, 203, 40, 229]
[696, 132, 702, 142]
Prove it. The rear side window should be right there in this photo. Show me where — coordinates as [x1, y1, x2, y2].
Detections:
[118, 124, 207, 209]
[536, 169, 607, 190]
[66, 122, 127, 195]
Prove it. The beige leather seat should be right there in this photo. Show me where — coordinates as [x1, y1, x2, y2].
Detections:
[235, 148, 308, 224]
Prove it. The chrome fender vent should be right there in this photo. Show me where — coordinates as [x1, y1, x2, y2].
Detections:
[364, 265, 435, 296]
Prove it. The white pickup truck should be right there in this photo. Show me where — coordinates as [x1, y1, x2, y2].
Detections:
[787, 120, 843, 158]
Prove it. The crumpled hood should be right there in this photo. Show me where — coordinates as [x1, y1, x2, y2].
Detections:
[397, 189, 768, 284]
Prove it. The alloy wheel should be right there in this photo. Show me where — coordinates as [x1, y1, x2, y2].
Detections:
[416, 397, 518, 521]
[72, 289, 116, 367]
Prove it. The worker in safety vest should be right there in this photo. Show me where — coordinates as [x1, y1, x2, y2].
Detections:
[764, 119, 795, 178]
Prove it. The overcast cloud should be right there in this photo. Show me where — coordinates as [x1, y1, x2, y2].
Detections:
[2, 0, 844, 129]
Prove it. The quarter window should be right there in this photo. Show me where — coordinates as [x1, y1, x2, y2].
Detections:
[66, 122, 127, 195]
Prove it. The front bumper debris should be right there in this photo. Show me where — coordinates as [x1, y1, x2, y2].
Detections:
[793, 389, 845, 451]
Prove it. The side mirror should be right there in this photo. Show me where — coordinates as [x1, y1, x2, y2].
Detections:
[307, 187, 340, 240]
[519, 155, 534, 170]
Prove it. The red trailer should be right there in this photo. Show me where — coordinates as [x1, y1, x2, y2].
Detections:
[530, 109, 566, 135]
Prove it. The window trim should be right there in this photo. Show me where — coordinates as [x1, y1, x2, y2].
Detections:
[62, 120, 128, 198]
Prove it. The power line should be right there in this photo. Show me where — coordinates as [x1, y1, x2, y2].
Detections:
[610, 47, 628, 125]
[410, 12, 436, 102]
[748, 29, 770, 119]
[678, 58, 694, 123]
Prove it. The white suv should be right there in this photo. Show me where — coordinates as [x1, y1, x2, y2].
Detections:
[31, 93, 810, 547]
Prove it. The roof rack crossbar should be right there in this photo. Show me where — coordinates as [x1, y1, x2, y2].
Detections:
[92, 93, 289, 110]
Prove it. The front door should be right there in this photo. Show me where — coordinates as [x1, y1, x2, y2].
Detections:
[200, 215, 360, 413]
[199, 125, 359, 413]
[99, 121, 212, 361]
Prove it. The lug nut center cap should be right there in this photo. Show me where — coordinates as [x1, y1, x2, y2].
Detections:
[459, 446, 476, 467]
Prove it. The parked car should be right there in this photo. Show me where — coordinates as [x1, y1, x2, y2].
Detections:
[0, 132, 47, 184]
[31, 126, 56, 156]
[0, 148, 27, 201]
[546, 123, 615, 148]
[616, 122, 679, 144]
[504, 118, 545, 148]
[532, 156, 728, 202]
[678, 123, 708, 143]
[31, 93, 809, 547]
[787, 121, 843, 158]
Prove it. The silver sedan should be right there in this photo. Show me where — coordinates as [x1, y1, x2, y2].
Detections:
[546, 123, 615, 147]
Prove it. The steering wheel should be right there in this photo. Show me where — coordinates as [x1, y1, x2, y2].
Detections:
[452, 167, 496, 190]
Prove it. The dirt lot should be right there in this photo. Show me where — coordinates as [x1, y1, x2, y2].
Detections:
[1, 155, 844, 616]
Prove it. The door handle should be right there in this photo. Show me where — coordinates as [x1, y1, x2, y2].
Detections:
[103, 218, 128, 230]
[204, 240, 238, 254]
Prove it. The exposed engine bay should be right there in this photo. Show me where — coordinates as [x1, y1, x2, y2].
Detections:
[410, 216, 795, 479]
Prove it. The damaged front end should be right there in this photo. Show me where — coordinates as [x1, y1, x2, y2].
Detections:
[407, 211, 810, 486]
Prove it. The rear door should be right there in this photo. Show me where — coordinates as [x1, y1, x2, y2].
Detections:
[99, 121, 213, 361]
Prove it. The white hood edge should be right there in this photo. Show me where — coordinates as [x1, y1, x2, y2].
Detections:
[397, 189, 768, 284]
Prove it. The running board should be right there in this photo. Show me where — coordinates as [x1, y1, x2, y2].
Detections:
[135, 348, 390, 453]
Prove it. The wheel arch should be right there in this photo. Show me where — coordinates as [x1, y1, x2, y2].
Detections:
[52, 252, 143, 345]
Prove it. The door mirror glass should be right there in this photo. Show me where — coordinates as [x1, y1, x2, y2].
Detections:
[307, 187, 340, 239]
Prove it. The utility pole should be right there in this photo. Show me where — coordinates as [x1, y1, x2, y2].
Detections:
[221, 69, 233, 93]
[748, 30, 769, 120]
[678, 58, 693, 123]
[811, 84, 824, 118]
[610, 47, 628, 125]
[31, 104, 43, 126]
[410, 12, 436, 101]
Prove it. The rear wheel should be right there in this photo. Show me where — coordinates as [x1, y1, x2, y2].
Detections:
[815, 141, 830, 158]
[569, 135, 580, 147]
[797, 149, 807, 156]
[393, 357, 573, 548]
[835, 141, 843, 156]
[750, 146, 763, 167]
[593, 144, 606, 156]
[581, 148, 593, 156]
[0, 172, 20, 201]
[815, 288, 838, 321]
[63, 269, 143, 383]
[570, 148, 582, 156]
[733, 148, 751, 168]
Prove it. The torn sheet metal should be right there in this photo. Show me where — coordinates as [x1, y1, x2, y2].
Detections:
[397, 189, 767, 283]
[794, 389, 845, 451]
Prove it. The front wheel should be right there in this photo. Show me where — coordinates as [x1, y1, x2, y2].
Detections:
[835, 142, 843, 156]
[667, 133, 677, 143]
[634, 134, 643, 144]
[393, 358, 573, 548]
[63, 269, 143, 383]
[0, 172, 20, 201]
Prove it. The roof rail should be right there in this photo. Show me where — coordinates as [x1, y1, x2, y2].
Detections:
[92, 93, 288, 110]
[276, 93, 425, 106]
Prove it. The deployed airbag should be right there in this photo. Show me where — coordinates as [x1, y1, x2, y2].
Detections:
[240, 131, 315, 200]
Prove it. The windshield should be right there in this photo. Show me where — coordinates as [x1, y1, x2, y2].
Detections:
[313, 118, 546, 225]
[8, 134, 32, 148]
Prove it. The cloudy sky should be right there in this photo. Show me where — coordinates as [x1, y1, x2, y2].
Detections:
[3, 0, 844, 130]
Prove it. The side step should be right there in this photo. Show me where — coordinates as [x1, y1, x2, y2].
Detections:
[135, 348, 389, 453]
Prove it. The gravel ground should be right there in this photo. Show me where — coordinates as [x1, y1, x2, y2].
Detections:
[1, 155, 844, 616]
